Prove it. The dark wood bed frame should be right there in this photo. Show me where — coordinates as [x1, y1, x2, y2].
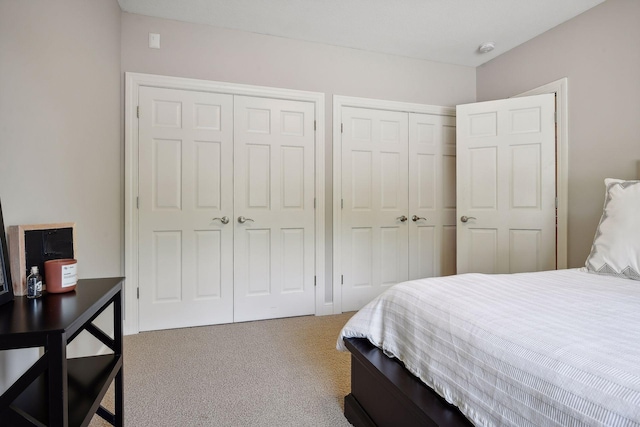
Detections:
[343, 337, 474, 427]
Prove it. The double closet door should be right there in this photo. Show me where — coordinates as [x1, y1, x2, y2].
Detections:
[137, 87, 316, 332]
[340, 107, 456, 311]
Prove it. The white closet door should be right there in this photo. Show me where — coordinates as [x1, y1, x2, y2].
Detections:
[233, 96, 316, 322]
[408, 113, 457, 279]
[341, 107, 409, 312]
[456, 94, 556, 274]
[138, 87, 234, 331]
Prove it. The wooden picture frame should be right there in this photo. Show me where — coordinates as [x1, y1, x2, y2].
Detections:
[8, 222, 76, 296]
[0, 200, 14, 307]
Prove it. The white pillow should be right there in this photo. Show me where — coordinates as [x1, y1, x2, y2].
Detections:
[584, 178, 640, 280]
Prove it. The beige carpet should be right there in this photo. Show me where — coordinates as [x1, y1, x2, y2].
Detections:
[89, 312, 355, 426]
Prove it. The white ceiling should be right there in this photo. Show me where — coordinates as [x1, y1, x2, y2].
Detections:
[117, 0, 606, 67]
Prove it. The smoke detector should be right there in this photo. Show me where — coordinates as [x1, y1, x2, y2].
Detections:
[478, 42, 496, 53]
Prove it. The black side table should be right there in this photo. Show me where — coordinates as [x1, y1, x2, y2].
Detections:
[0, 277, 124, 427]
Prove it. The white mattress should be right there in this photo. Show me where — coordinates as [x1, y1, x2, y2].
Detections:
[337, 269, 640, 426]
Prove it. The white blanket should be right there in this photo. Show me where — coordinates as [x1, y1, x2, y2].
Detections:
[337, 269, 640, 426]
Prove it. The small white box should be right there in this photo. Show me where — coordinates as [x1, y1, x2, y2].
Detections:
[149, 33, 160, 49]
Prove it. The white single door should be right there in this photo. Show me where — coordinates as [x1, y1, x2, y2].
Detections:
[138, 86, 234, 331]
[456, 94, 556, 274]
[341, 107, 409, 311]
[233, 96, 316, 322]
[408, 113, 457, 279]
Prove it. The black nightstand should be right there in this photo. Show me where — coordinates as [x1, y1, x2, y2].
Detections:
[0, 277, 124, 427]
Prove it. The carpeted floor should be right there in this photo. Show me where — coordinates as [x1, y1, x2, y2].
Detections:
[89, 312, 355, 426]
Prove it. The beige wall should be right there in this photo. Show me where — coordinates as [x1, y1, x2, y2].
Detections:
[121, 13, 476, 106]
[476, 0, 640, 268]
[0, 0, 121, 391]
[120, 12, 477, 300]
[0, 0, 122, 276]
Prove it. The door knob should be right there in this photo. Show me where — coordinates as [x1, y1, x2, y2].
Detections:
[412, 215, 426, 222]
[238, 216, 254, 224]
[460, 216, 476, 223]
[212, 216, 229, 224]
[396, 215, 408, 223]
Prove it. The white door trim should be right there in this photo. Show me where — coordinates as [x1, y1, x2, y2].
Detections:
[125, 72, 326, 335]
[332, 95, 455, 314]
[515, 78, 568, 269]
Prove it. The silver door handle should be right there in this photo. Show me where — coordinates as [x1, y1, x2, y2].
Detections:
[460, 216, 476, 223]
[412, 215, 426, 222]
[238, 216, 254, 224]
[396, 215, 408, 223]
[212, 216, 229, 224]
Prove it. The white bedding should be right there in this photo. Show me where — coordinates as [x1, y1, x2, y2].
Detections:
[337, 269, 640, 427]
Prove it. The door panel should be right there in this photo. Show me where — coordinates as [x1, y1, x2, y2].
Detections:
[442, 226, 457, 276]
[341, 107, 409, 311]
[233, 96, 315, 322]
[195, 141, 223, 208]
[153, 231, 181, 301]
[246, 228, 271, 295]
[138, 87, 234, 331]
[194, 230, 222, 298]
[416, 226, 435, 278]
[456, 94, 555, 274]
[468, 228, 498, 273]
[282, 228, 305, 291]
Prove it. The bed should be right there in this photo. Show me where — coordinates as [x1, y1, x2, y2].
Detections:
[337, 178, 640, 427]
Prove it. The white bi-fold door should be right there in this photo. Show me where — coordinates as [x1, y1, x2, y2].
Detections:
[340, 107, 456, 311]
[138, 87, 316, 331]
[456, 94, 556, 274]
